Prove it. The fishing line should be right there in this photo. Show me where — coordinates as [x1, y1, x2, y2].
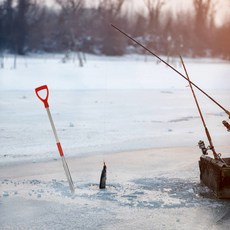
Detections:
[99, 64, 109, 189]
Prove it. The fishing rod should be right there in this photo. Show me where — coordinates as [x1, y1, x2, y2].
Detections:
[180, 56, 226, 163]
[111, 24, 230, 124]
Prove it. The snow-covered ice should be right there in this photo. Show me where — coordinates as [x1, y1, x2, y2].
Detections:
[1, 148, 230, 229]
[0, 54, 230, 229]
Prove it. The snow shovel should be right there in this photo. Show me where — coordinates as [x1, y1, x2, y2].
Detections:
[35, 85, 75, 194]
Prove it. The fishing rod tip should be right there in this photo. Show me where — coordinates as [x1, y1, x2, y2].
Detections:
[111, 24, 117, 29]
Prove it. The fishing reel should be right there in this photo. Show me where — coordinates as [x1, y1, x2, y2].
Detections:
[222, 120, 230, 132]
[198, 140, 208, 155]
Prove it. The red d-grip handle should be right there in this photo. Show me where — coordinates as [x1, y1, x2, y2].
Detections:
[35, 85, 49, 108]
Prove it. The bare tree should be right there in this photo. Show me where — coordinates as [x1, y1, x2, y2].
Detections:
[56, 0, 84, 15]
[55, 0, 85, 66]
[14, 0, 30, 54]
[192, 0, 215, 55]
[144, 0, 165, 33]
[193, 0, 213, 31]
[215, 19, 230, 59]
[132, 13, 147, 37]
[0, 1, 13, 67]
[0, 53, 4, 68]
[98, 0, 125, 19]
[97, 0, 127, 55]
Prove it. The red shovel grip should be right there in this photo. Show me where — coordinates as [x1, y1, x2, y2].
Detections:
[35, 85, 49, 108]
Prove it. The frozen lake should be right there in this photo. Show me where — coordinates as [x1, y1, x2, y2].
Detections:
[0, 89, 229, 165]
[0, 54, 230, 229]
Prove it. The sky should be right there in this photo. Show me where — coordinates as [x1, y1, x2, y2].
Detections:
[45, 0, 229, 25]
[126, 0, 229, 25]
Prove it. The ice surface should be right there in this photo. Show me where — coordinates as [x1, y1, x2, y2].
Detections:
[0, 89, 229, 165]
[1, 148, 230, 229]
[0, 54, 230, 229]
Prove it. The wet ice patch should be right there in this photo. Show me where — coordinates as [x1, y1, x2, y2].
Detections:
[168, 116, 199, 123]
[216, 207, 230, 225]
[3, 191, 9, 197]
[68, 178, 227, 209]
[133, 177, 229, 209]
[207, 112, 225, 117]
[1, 177, 229, 211]
[45, 179, 195, 209]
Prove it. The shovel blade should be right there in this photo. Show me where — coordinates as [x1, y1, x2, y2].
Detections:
[61, 156, 75, 194]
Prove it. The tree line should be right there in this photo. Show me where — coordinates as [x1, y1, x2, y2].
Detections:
[0, 0, 230, 59]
